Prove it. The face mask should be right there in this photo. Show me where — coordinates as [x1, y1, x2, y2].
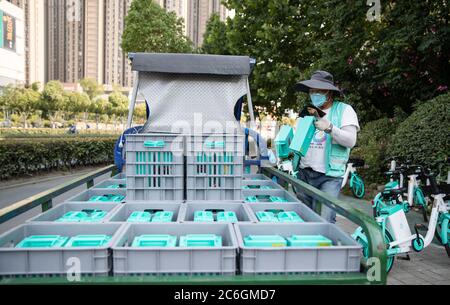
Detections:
[310, 93, 327, 107]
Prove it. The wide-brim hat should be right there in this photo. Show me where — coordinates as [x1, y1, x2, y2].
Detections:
[295, 70, 342, 94]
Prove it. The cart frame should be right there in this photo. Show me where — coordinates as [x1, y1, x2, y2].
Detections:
[0, 165, 387, 285]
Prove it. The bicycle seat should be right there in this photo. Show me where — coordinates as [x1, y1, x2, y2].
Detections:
[381, 187, 407, 199]
[384, 170, 402, 178]
[348, 158, 365, 167]
[406, 165, 424, 176]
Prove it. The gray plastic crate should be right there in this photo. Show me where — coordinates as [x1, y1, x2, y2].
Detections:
[126, 134, 184, 201]
[105, 202, 183, 223]
[0, 223, 126, 276]
[27, 202, 120, 223]
[243, 174, 271, 181]
[66, 188, 126, 203]
[246, 203, 326, 223]
[112, 223, 238, 275]
[243, 189, 299, 203]
[234, 223, 362, 274]
[186, 134, 244, 201]
[179, 202, 256, 223]
[242, 179, 283, 190]
[94, 179, 127, 189]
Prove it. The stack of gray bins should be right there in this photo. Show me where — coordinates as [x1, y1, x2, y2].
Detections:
[186, 134, 244, 201]
[125, 134, 184, 201]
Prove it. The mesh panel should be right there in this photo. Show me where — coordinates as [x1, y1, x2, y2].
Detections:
[139, 73, 247, 134]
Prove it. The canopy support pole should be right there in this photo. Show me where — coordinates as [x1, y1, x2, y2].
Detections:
[126, 71, 139, 129]
[246, 77, 256, 130]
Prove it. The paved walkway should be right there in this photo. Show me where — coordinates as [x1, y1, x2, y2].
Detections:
[336, 195, 450, 285]
[0, 167, 112, 234]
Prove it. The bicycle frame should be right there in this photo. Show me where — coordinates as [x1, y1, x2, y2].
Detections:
[379, 194, 448, 253]
[341, 163, 356, 189]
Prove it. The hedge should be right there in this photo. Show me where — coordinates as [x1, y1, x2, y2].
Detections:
[352, 117, 401, 184]
[388, 93, 450, 174]
[0, 128, 121, 138]
[0, 137, 116, 180]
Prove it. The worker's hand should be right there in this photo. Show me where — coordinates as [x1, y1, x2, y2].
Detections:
[314, 117, 331, 131]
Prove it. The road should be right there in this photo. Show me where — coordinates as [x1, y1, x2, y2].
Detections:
[0, 167, 112, 233]
[337, 194, 450, 285]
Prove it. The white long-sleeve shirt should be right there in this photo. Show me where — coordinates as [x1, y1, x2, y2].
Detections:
[300, 105, 360, 174]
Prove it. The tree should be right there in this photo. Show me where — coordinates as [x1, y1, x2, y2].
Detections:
[204, 0, 450, 122]
[64, 91, 91, 123]
[306, 0, 450, 122]
[204, 0, 326, 118]
[134, 103, 147, 124]
[108, 90, 129, 130]
[202, 14, 231, 55]
[40, 81, 66, 128]
[122, 0, 193, 54]
[89, 97, 110, 130]
[79, 78, 104, 100]
[2, 85, 40, 127]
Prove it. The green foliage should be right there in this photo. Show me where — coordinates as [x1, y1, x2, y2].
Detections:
[0, 137, 116, 180]
[203, 0, 450, 121]
[0, 128, 120, 138]
[352, 117, 401, 184]
[202, 14, 231, 55]
[0, 85, 41, 127]
[388, 93, 450, 172]
[122, 0, 192, 54]
[79, 78, 104, 100]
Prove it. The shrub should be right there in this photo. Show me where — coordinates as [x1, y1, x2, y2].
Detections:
[388, 93, 450, 173]
[0, 137, 116, 180]
[352, 117, 401, 184]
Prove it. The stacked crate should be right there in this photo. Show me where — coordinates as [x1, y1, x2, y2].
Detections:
[186, 134, 244, 201]
[125, 134, 184, 201]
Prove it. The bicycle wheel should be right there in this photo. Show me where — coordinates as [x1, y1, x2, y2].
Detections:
[435, 214, 450, 257]
[384, 231, 396, 273]
[350, 173, 365, 199]
[355, 229, 395, 273]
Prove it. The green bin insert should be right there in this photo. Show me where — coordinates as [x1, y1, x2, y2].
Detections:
[65, 235, 112, 247]
[194, 211, 214, 222]
[106, 184, 126, 189]
[287, 235, 333, 247]
[277, 211, 304, 223]
[255, 211, 279, 223]
[216, 211, 238, 222]
[56, 210, 107, 223]
[127, 211, 152, 223]
[244, 235, 287, 247]
[245, 196, 259, 203]
[131, 235, 177, 247]
[88, 194, 125, 203]
[179, 234, 222, 247]
[15, 235, 69, 248]
[269, 196, 289, 203]
[151, 211, 174, 222]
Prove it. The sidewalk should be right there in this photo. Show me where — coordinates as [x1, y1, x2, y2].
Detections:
[336, 195, 450, 285]
[0, 166, 112, 234]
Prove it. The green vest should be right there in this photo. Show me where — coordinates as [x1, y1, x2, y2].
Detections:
[325, 101, 351, 177]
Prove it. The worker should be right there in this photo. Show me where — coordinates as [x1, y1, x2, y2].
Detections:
[294, 70, 360, 223]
